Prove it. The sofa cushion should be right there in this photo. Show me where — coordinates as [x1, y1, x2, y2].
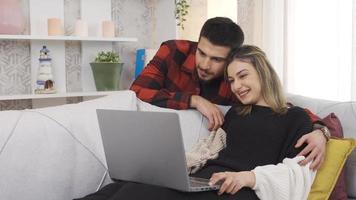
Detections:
[0, 90, 137, 200]
[322, 113, 343, 138]
[322, 113, 348, 200]
[308, 138, 355, 200]
[347, 149, 356, 198]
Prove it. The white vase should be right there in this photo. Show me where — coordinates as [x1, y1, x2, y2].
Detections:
[0, 0, 25, 34]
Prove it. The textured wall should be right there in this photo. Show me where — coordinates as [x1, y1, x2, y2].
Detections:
[0, 40, 31, 95]
[64, 0, 82, 93]
[0, 0, 162, 110]
[112, 0, 158, 89]
[237, 0, 262, 46]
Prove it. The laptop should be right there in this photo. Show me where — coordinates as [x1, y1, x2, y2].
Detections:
[96, 109, 221, 192]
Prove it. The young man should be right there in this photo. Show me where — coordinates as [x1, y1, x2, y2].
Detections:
[130, 17, 327, 170]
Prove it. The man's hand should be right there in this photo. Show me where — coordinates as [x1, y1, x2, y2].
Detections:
[190, 95, 224, 131]
[209, 171, 256, 195]
[295, 129, 327, 170]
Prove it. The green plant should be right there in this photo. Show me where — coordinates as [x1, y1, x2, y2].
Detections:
[94, 51, 121, 63]
[175, 0, 189, 30]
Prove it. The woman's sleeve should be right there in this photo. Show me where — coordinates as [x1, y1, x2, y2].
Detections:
[221, 106, 234, 131]
[252, 156, 316, 200]
[282, 107, 313, 159]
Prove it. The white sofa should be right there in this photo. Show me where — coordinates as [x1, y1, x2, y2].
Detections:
[0, 91, 355, 200]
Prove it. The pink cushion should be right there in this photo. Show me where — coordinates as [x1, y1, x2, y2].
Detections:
[321, 113, 347, 200]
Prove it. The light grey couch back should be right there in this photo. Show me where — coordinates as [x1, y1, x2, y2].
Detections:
[287, 94, 356, 199]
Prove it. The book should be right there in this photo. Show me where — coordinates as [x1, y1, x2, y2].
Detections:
[135, 49, 145, 79]
[134, 48, 157, 78]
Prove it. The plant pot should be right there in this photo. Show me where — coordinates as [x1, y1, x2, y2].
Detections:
[90, 62, 123, 91]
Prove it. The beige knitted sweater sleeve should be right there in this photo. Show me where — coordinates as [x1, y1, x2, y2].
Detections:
[186, 128, 226, 174]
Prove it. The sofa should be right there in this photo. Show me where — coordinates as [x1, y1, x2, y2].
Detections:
[0, 90, 355, 200]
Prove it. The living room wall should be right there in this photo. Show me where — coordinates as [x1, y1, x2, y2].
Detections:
[0, 0, 173, 110]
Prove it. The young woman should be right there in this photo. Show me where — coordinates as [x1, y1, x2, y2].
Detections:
[76, 45, 315, 200]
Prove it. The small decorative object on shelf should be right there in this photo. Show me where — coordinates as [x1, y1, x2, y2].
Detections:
[90, 51, 123, 91]
[102, 20, 115, 37]
[48, 18, 63, 36]
[35, 46, 56, 94]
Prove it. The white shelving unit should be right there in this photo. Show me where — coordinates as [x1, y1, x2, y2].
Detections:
[0, 0, 138, 108]
[0, 91, 119, 101]
[0, 35, 137, 42]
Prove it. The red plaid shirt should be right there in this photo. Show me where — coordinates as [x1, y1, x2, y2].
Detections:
[130, 40, 236, 109]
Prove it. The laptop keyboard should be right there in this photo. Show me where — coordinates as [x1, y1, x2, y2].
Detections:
[189, 177, 211, 187]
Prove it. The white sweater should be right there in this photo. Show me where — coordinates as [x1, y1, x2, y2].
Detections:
[252, 156, 316, 200]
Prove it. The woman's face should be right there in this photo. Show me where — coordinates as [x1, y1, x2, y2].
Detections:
[227, 59, 267, 106]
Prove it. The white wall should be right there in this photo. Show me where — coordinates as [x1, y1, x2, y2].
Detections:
[236, 0, 263, 47]
[208, 0, 237, 22]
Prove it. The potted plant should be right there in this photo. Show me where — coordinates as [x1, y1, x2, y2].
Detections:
[90, 51, 123, 91]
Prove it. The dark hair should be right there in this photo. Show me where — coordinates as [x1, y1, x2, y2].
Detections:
[199, 17, 244, 50]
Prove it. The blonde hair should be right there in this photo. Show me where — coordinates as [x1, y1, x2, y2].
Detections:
[225, 45, 288, 115]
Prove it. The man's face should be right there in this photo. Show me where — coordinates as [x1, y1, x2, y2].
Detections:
[195, 37, 231, 82]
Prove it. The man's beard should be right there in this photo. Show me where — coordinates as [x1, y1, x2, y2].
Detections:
[197, 67, 223, 84]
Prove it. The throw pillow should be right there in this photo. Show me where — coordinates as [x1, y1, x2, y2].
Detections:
[321, 113, 347, 200]
[307, 138, 356, 200]
[321, 113, 343, 138]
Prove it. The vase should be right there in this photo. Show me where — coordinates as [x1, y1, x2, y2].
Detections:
[0, 0, 25, 35]
[90, 62, 123, 91]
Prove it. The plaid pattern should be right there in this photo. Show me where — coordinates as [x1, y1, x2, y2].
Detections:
[304, 108, 322, 124]
[130, 40, 236, 109]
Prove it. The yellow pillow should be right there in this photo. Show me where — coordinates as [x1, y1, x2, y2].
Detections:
[308, 138, 356, 200]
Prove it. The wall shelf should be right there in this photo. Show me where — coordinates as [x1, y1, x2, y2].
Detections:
[0, 0, 138, 107]
[0, 91, 119, 101]
[0, 34, 138, 42]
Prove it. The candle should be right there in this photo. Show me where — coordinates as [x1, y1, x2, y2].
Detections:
[102, 20, 115, 37]
[48, 18, 63, 36]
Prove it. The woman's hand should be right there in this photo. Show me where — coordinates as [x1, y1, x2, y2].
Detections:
[209, 171, 256, 195]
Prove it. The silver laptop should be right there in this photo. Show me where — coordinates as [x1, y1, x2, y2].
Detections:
[96, 109, 220, 192]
